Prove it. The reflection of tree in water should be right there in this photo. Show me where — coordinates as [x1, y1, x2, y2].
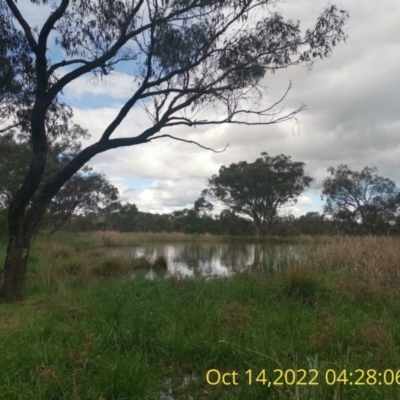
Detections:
[110, 242, 301, 277]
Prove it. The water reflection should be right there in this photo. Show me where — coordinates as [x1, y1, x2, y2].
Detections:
[110, 242, 302, 278]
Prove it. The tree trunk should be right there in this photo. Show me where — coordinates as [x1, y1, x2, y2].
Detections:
[103, 213, 108, 231]
[0, 231, 31, 302]
[1, 190, 46, 302]
[253, 224, 260, 237]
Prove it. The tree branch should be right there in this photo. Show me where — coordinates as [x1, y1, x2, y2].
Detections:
[38, 0, 70, 53]
[46, 0, 213, 105]
[146, 134, 229, 153]
[99, 19, 157, 142]
[47, 0, 147, 104]
[0, 122, 22, 134]
[5, 0, 38, 52]
[46, 59, 90, 79]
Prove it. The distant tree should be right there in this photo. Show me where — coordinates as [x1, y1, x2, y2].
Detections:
[194, 190, 214, 218]
[47, 173, 120, 234]
[322, 165, 400, 234]
[155, 214, 173, 232]
[217, 209, 254, 236]
[295, 211, 325, 236]
[97, 182, 121, 231]
[112, 203, 139, 232]
[0, 0, 349, 301]
[207, 153, 313, 236]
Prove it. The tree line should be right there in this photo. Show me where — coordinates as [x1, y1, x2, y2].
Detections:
[2, 143, 399, 238]
[69, 158, 400, 237]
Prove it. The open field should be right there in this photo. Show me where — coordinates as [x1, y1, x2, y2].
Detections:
[1, 233, 400, 399]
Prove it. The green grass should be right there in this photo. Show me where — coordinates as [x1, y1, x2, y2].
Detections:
[1, 274, 400, 398]
[1, 234, 400, 399]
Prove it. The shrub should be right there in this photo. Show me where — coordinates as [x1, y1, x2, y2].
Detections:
[153, 255, 168, 269]
[282, 267, 322, 306]
[62, 258, 86, 276]
[91, 257, 132, 277]
[132, 257, 151, 269]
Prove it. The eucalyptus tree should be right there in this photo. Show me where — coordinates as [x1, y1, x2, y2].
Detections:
[0, 0, 348, 301]
[207, 153, 313, 235]
[322, 165, 400, 234]
[47, 172, 120, 234]
[194, 190, 214, 218]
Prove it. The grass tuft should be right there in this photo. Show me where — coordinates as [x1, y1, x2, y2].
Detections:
[282, 266, 324, 306]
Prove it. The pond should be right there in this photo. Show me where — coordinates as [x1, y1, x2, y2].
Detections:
[109, 242, 304, 279]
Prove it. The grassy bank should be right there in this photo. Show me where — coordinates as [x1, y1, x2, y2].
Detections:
[1, 235, 400, 399]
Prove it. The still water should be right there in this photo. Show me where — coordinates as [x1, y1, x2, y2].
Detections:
[110, 242, 303, 278]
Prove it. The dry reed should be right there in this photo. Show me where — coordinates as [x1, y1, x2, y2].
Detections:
[301, 235, 400, 289]
[91, 231, 220, 246]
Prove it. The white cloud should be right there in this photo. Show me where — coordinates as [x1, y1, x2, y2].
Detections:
[285, 206, 304, 218]
[71, 106, 228, 181]
[128, 179, 206, 214]
[66, 72, 138, 100]
[297, 196, 313, 207]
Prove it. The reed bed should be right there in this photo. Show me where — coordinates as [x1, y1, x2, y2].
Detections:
[298, 235, 400, 288]
[90, 231, 330, 247]
[91, 230, 220, 246]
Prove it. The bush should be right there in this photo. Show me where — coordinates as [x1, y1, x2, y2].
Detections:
[92, 257, 132, 277]
[153, 255, 168, 269]
[62, 258, 86, 276]
[282, 267, 323, 306]
[132, 257, 151, 269]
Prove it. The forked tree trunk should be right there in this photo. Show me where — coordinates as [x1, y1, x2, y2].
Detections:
[0, 229, 32, 302]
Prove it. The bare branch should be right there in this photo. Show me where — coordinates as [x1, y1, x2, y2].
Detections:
[147, 134, 229, 153]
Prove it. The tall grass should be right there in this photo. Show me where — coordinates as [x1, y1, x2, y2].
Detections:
[67, 230, 330, 248]
[91, 230, 220, 246]
[301, 235, 400, 290]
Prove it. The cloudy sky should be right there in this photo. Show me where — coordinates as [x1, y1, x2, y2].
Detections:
[11, 0, 400, 216]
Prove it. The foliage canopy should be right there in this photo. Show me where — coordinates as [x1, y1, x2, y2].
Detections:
[322, 165, 400, 234]
[207, 152, 313, 235]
